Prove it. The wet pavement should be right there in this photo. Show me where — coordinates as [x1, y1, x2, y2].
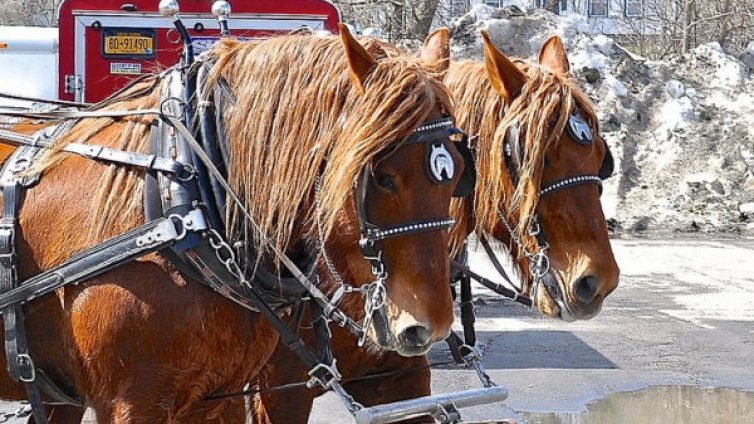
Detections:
[521, 385, 754, 424]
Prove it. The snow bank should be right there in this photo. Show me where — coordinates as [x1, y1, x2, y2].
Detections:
[449, 8, 754, 234]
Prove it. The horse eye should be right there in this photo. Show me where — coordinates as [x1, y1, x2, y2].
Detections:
[374, 173, 397, 192]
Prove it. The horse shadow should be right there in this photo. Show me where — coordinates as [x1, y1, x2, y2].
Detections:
[430, 330, 617, 370]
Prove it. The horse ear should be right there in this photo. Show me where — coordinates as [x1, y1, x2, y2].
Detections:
[420, 28, 451, 77]
[481, 31, 526, 100]
[538, 35, 570, 75]
[339, 23, 377, 92]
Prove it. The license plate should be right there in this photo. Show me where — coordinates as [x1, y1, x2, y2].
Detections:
[102, 29, 155, 58]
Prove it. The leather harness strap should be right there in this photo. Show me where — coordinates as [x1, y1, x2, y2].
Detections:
[0, 181, 48, 424]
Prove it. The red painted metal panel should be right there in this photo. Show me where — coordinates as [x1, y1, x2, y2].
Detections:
[58, 0, 340, 102]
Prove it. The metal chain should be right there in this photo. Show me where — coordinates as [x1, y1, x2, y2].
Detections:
[314, 175, 346, 290]
[495, 208, 549, 302]
[458, 344, 495, 388]
[314, 174, 388, 347]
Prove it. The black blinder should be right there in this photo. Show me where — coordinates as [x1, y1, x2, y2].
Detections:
[404, 119, 476, 198]
[598, 141, 614, 180]
[453, 137, 476, 197]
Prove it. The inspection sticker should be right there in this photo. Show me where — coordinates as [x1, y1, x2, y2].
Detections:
[110, 63, 142, 75]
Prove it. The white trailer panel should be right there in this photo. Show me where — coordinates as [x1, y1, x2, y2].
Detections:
[0, 26, 59, 107]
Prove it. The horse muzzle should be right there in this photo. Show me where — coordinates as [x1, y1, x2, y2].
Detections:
[368, 308, 448, 356]
[538, 272, 606, 321]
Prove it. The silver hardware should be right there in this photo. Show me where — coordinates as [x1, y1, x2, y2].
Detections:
[539, 175, 602, 196]
[353, 386, 507, 424]
[459, 344, 495, 388]
[414, 118, 453, 133]
[432, 402, 461, 424]
[136, 219, 181, 247]
[17, 354, 36, 383]
[179, 209, 208, 231]
[158, 0, 179, 17]
[371, 219, 454, 241]
[330, 380, 365, 415]
[359, 278, 387, 347]
[212, 1, 232, 38]
[211, 0, 231, 17]
[306, 361, 343, 390]
[429, 142, 455, 182]
[567, 113, 593, 144]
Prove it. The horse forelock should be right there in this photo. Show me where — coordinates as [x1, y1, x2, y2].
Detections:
[447, 60, 598, 256]
[206, 35, 453, 267]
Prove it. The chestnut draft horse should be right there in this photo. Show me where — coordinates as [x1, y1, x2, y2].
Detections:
[0, 29, 466, 423]
[252, 30, 620, 423]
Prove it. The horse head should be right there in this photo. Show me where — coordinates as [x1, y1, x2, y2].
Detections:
[210, 27, 467, 356]
[428, 29, 619, 321]
[322, 27, 471, 355]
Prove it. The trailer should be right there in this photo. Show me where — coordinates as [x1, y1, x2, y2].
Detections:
[0, 0, 339, 105]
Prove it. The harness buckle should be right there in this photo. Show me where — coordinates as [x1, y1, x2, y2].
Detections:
[17, 354, 36, 383]
[306, 360, 342, 390]
[0, 227, 16, 266]
[358, 236, 379, 258]
[432, 402, 461, 424]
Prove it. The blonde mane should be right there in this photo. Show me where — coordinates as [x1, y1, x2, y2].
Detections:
[446, 59, 598, 255]
[33, 35, 451, 264]
[206, 35, 452, 262]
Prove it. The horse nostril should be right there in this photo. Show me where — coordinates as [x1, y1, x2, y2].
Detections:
[398, 325, 432, 348]
[574, 275, 600, 304]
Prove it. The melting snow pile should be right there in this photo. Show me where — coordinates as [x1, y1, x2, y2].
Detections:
[450, 6, 754, 234]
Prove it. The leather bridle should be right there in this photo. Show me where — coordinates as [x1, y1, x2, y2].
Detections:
[319, 118, 475, 347]
[484, 111, 613, 310]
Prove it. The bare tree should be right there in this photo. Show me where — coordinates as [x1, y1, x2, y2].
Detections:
[334, 0, 442, 41]
[617, 0, 754, 58]
[0, 0, 59, 26]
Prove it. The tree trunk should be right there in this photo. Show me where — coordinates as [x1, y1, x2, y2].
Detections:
[387, 0, 405, 42]
[406, 0, 440, 40]
[682, 0, 695, 53]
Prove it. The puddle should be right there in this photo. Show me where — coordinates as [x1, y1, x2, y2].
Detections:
[520, 385, 754, 424]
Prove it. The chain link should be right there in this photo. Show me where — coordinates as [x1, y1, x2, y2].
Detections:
[314, 174, 390, 346]
[496, 208, 550, 300]
[203, 229, 368, 412]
